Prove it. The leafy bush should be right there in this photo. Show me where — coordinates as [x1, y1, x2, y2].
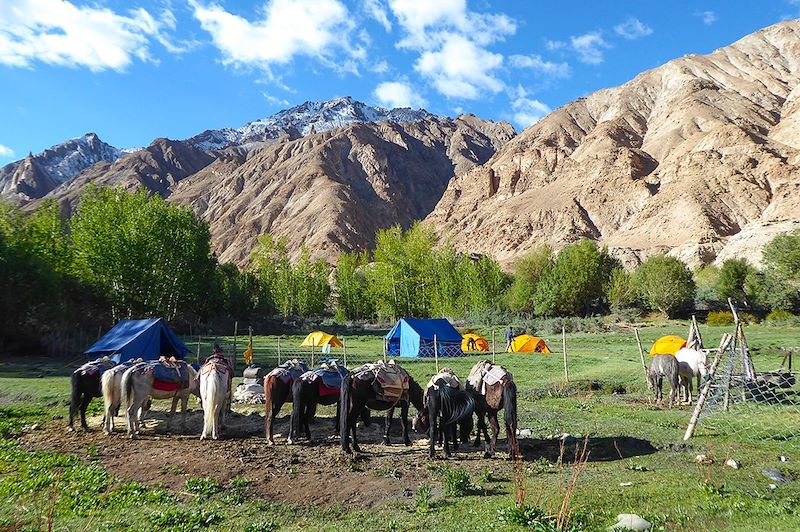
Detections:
[765, 309, 800, 326]
[149, 508, 223, 530]
[185, 476, 221, 498]
[706, 311, 734, 327]
[443, 467, 475, 497]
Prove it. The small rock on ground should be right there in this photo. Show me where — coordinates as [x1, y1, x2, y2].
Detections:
[611, 513, 652, 530]
[762, 469, 789, 483]
[725, 458, 740, 469]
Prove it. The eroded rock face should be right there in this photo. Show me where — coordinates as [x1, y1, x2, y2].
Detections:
[426, 21, 800, 269]
[168, 116, 514, 265]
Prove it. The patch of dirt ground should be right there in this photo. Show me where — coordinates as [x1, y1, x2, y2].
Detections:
[21, 405, 515, 509]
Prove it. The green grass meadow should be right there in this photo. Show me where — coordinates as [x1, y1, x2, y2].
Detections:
[1, 322, 799, 531]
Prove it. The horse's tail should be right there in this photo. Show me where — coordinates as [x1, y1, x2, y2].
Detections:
[438, 384, 475, 426]
[290, 378, 304, 441]
[339, 373, 353, 444]
[503, 380, 519, 458]
[69, 371, 81, 422]
[121, 367, 135, 410]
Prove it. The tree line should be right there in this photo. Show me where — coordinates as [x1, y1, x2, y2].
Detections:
[1, 187, 798, 348]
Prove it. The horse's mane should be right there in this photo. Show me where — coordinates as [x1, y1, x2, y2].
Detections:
[436, 382, 475, 426]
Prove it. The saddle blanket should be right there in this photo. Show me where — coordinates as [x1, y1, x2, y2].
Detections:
[300, 362, 349, 394]
[74, 357, 116, 377]
[354, 360, 409, 402]
[266, 359, 309, 384]
[142, 360, 190, 389]
[467, 361, 512, 396]
[425, 368, 461, 402]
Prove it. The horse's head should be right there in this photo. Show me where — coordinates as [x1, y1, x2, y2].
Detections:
[697, 349, 710, 377]
[412, 408, 429, 433]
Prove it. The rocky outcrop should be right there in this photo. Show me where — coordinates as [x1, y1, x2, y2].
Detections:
[426, 20, 800, 269]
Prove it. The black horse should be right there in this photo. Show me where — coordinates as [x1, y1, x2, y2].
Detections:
[68, 359, 116, 431]
[414, 378, 476, 458]
[340, 370, 424, 454]
[289, 376, 341, 444]
[467, 363, 519, 459]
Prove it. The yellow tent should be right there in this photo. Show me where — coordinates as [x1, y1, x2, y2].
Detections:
[461, 333, 490, 352]
[509, 334, 552, 353]
[300, 331, 343, 348]
[649, 335, 686, 356]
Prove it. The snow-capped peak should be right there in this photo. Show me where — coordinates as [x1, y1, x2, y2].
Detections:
[30, 132, 125, 183]
[187, 97, 435, 151]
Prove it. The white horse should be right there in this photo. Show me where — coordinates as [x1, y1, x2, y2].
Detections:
[101, 359, 144, 435]
[121, 361, 199, 438]
[199, 356, 233, 440]
[674, 347, 709, 405]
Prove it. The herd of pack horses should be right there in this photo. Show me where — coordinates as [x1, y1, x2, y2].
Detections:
[68, 355, 520, 459]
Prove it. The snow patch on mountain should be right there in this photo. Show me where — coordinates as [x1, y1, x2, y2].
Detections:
[188, 96, 435, 151]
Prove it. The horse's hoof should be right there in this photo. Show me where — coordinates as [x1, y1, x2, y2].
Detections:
[353, 445, 362, 453]
[404, 440, 412, 447]
[483, 451, 492, 459]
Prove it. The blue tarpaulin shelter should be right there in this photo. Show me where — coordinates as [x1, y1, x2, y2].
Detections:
[385, 318, 463, 358]
[84, 318, 190, 362]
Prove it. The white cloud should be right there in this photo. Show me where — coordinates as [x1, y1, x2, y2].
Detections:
[387, 0, 514, 100]
[511, 95, 551, 129]
[509, 54, 570, 78]
[0, 144, 14, 158]
[614, 17, 653, 40]
[570, 31, 608, 65]
[190, 0, 360, 74]
[262, 92, 290, 106]
[370, 60, 390, 73]
[373, 80, 427, 108]
[0, 0, 180, 71]
[698, 10, 717, 25]
[546, 39, 566, 51]
[415, 33, 504, 99]
[364, 0, 392, 31]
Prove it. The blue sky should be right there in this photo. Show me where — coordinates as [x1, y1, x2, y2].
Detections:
[1, 0, 799, 162]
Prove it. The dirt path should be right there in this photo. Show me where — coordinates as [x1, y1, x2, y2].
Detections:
[22, 408, 513, 508]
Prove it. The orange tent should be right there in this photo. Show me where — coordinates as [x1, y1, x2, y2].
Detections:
[649, 335, 686, 356]
[509, 334, 552, 353]
[461, 333, 489, 352]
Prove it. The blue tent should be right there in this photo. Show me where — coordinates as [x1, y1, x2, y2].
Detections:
[84, 318, 190, 362]
[385, 318, 463, 358]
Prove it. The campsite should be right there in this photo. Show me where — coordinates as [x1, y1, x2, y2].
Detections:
[1, 318, 799, 531]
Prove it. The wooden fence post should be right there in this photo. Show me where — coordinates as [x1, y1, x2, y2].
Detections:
[434, 334, 439, 373]
[492, 330, 496, 364]
[196, 336, 201, 365]
[343, 337, 347, 368]
[562, 326, 569, 383]
[634, 328, 648, 385]
[277, 337, 282, 365]
[232, 321, 238, 373]
[684, 334, 734, 440]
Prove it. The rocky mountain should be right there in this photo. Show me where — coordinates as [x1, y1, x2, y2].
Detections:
[0, 133, 126, 202]
[187, 96, 434, 151]
[426, 20, 800, 269]
[170, 115, 514, 264]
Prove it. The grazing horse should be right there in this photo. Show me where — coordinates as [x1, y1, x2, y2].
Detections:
[68, 357, 116, 431]
[101, 358, 144, 435]
[465, 361, 518, 459]
[199, 355, 233, 440]
[340, 361, 424, 454]
[674, 347, 708, 404]
[122, 359, 199, 438]
[414, 371, 476, 458]
[647, 354, 679, 407]
[263, 359, 309, 445]
[288, 362, 348, 444]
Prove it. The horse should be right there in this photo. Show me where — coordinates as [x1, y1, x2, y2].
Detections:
[101, 358, 144, 435]
[413, 373, 476, 458]
[68, 357, 116, 431]
[288, 362, 348, 444]
[647, 354, 679, 407]
[465, 361, 518, 459]
[674, 347, 708, 404]
[264, 359, 309, 445]
[121, 360, 199, 438]
[199, 355, 233, 440]
[340, 361, 424, 454]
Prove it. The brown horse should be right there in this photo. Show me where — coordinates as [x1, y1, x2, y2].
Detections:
[263, 360, 309, 445]
[465, 361, 518, 459]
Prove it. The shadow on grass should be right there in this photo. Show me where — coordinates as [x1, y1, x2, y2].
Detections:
[519, 436, 658, 463]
